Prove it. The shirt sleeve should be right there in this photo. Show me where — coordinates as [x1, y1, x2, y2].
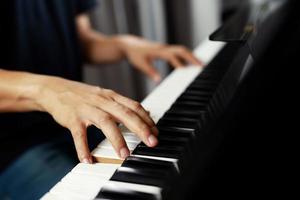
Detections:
[75, 0, 97, 14]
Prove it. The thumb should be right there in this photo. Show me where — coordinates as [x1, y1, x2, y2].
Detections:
[71, 124, 92, 164]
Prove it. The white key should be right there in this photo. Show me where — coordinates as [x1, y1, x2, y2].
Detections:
[40, 193, 62, 200]
[98, 140, 139, 151]
[123, 134, 141, 143]
[71, 163, 119, 177]
[92, 147, 121, 160]
[194, 38, 226, 65]
[60, 174, 107, 199]
[50, 182, 94, 200]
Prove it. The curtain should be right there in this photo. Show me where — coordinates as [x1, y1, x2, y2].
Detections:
[83, 0, 221, 101]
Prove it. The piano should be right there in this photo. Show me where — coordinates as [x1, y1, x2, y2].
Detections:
[41, 0, 299, 199]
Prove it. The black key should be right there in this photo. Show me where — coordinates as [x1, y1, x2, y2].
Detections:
[164, 108, 205, 119]
[158, 127, 196, 139]
[182, 90, 213, 98]
[96, 185, 158, 200]
[111, 166, 169, 188]
[191, 79, 218, 86]
[186, 84, 215, 92]
[140, 136, 193, 158]
[157, 117, 201, 131]
[122, 156, 177, 175]
[132, 145, 184, 160]
[171, 101, 207, 111]
[177, 94, 210, 103]
[138, 140, 189, 155]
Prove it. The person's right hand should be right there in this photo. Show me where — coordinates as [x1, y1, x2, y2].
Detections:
[36, 76, 158, 164]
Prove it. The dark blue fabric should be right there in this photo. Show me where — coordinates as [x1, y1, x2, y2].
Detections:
[0, 0, 96, 171]
[0, 127, 104, 200]
[0, 136, 78, 200]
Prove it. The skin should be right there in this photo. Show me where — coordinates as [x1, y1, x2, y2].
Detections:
[0, 14, 202, 164]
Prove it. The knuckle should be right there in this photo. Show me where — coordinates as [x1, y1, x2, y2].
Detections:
[93, 86, 103, 94]
[123, 107, 134, 117]
[132, 101, 142, 111]
[71, 127, 85, 139]
[99, 113, 113, 123]
[138, 124, 151, 135]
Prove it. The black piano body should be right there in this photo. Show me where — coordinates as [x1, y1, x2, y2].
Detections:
[170, 0, 299, 199]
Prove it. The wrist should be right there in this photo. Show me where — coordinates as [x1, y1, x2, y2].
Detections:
[113, 35, 138, 56]
[18, 73, 49, 112]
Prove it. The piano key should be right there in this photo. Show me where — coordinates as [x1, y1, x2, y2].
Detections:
[181, 90, 213, 98]
[50, 181, 100, 199]
[193, 37, 226, 65]
[171, 101, 207, 110]
[96, 185, 158, 200]
[133, 146, 184, 160]
[122, 156, 177, 174]
[176, 94, 210, 103]
[110, 166, 170, 188]
[92, 148, 124, 164]
[158, 127, 196, 139]
[157, 117, 201, 131]
[141, 67, 203, 123]
[123, 134, 141, 143]
[138, 139, 190, 155]
[187, 84, 217, 92]
[97, 181, 162, 200]
[164, 108, 205, 119]
[41, 192, 79, 200]
[132, 154, 179, 172]
[71, 163, 120, 177]
[44, 164, 120, 200]
[98, 140, 139, 151]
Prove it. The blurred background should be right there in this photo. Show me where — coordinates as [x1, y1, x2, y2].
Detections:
[83, 0, 241, 101]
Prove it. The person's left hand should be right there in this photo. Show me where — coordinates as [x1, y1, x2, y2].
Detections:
[119, 35, 203, 82]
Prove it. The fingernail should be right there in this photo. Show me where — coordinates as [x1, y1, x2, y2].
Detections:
[151, 126, 159, 136]
[82, 158, 92, 164]
[120, 147, 130, 159]
[148, 134, 158, 146]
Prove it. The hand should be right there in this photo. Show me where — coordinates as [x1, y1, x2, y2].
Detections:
[37, 77, 158, 163]
[119, 35, 203, 82]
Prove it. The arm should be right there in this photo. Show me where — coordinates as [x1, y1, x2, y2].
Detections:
[0, 69, 158, 163]
[76, 14, 203, 82]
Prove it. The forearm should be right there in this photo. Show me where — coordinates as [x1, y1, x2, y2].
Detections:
[80, 32, 127, 64]
[76, 14, 133, 64]
[0, 69, 45, 112]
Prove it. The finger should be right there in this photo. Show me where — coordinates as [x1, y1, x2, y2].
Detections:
[70, 124, 92, 163]
[81, 106, 130, 159]
[95, 89, 156, 130]
[137, 60, 161, 82]
[91, 111, 130, 159]
[109, 92, 156, 128]
[99, 99, 158, 147]
[157, 53, 185, 68]
[169, 55, 185, 68]
[176, 49, 203, 66]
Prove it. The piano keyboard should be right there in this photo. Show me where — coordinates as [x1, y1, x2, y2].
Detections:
[41, 38, 226, 200]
